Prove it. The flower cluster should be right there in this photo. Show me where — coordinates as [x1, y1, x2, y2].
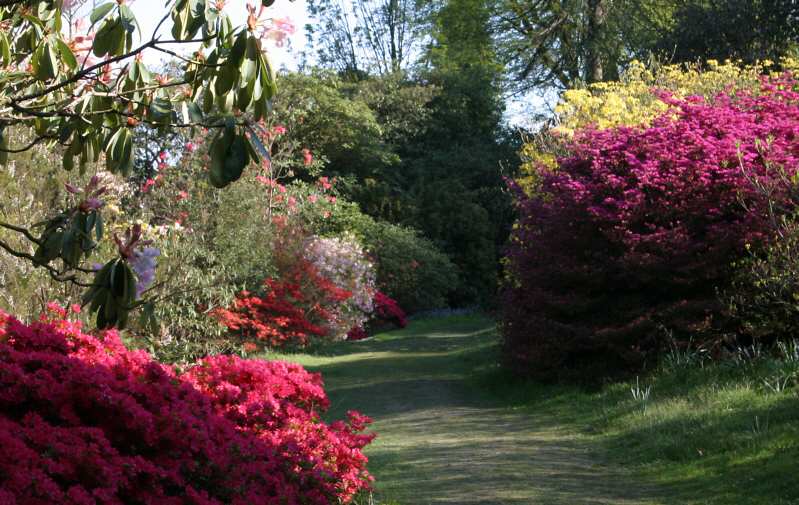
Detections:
[215, 276, 332, 348]
[130, 247, 160, 298]
[216, 254, 355, 348]
[304, 234, 376, 337]
[346, 326, 369, 341]
[0, 307, 374, 504]
[503, 75, 799, 380]
[518, 58, 799, 194]
[373, 291, 407, 328]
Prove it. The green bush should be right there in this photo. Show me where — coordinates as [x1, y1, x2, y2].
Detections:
[311, 199, 458, 313]
[725, 217, 799, 345]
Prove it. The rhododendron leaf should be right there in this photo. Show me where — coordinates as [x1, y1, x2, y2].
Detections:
[124, 263, 137, 303]
[248, 128, 270, 160]
[171, 0, 191, 40]
[262, 0, 276, 6]
[223, 133, 250, 184]
[0, 129, 8, 167]
[202, 82, 215, 113]
[108, 259, 120, 296]
[208, 127, 234, 188]
[181, 100, 204, 124]
[230, 30, 248, 66]
[119, 5, 139, 35]
[94, 18, 125, 58]
[0, 32, 10, 67]
[95, 212, 104, 241]
[62, 150, 74, 171]
[89, 2, 115, 24]
[32, 41, 57, 81]
[55, 39, 77, 71]
[106, 128, 133, 175]
[259, 54, 278, 99]
[149, 97, 173, 124]
[214, 62, 238, 97]
[240, 35, 259, 84]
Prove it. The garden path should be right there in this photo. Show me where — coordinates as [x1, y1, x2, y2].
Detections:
[292, 316, 664, 505]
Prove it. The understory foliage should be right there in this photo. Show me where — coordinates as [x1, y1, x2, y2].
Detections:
[0, 307, 373, 504]
[727, 217, 799, 344]
[503, 75, 799, 380]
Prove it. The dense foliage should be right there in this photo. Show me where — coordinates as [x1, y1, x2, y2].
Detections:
[726, 217, 799, 344]
[503, 76, 799, 380]
[311, 199, 459, 313]
[0, 0, 296, 327]
[0, 306, 373, 504]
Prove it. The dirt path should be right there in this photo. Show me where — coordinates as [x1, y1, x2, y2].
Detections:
[307, 317, 662, 505]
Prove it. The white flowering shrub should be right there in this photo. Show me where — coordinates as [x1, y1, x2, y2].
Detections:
[304, 234, 376, 338]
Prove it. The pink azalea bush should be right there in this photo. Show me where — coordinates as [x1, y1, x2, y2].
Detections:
[0, 307, 373, 504]
[502, 75, 799, 380]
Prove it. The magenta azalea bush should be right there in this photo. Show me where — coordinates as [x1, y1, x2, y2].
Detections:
[0, 307, 373, 504]
[503, 76, 799, 380]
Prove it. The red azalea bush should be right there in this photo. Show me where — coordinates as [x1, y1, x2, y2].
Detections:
[373, 291, 407, 329]
[216, 258, 353, 349]
[0, 307, 373, 504]
[346, 292, 407, 341]
[502, 77, 799, 380]
[346, 326, 369, 341]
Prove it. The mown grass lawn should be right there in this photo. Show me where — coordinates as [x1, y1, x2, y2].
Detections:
[262, 314, 799, 504]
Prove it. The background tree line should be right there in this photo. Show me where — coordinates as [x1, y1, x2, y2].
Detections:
[298, 0, 797, 308]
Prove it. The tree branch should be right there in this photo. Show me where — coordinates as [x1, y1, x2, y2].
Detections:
[0, 221, 41, 245]
[0, 134, 58, 153]
[0, 238, 92, 288]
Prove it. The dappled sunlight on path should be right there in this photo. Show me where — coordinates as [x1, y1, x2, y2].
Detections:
[293, 316, 664, 504]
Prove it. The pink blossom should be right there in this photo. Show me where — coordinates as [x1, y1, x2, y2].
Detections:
[141, 178, 156, 193]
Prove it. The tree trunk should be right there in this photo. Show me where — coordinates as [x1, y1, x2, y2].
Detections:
[584, 0, 608, 83]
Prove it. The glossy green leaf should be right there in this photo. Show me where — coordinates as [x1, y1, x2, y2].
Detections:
[119, 5, 138, 33]
[223, 133, 250, 184]
[0, 32, 10, 66]
[32, 41, 57, 81]
[89, 3, 116, 24]
[56, 38, 77, 70]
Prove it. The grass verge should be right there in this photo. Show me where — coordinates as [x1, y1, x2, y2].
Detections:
[261, 315, 799, 504]
[477, 341, 799, 505]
